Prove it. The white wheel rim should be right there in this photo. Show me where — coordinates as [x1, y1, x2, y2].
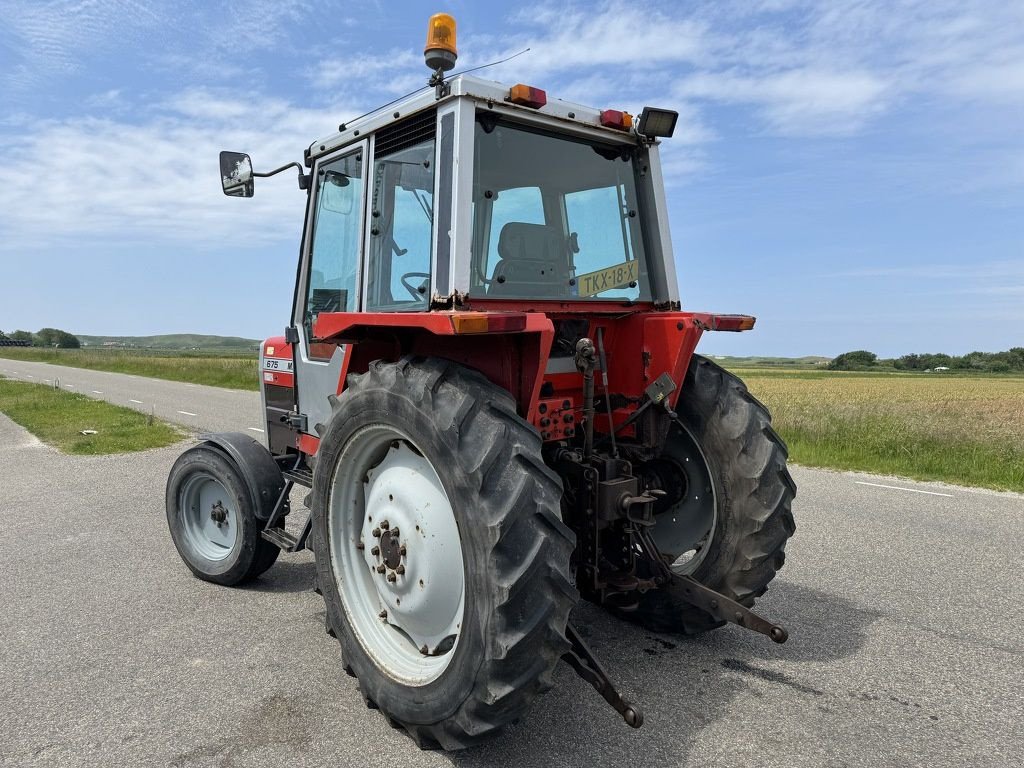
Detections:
[328, 425, 465, 685]
[179, 473, 238, 561]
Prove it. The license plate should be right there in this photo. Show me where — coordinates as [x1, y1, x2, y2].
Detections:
[576, 260, 640, 297]
[263, 357, 294, 372]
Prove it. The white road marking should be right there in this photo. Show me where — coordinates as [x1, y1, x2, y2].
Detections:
[129, 399, 144, 404]
[247, 427, 265, 433]
[25, 374, 33, 378]
[177, 410, 198, 416]
[92, 390, 103, 394]
[855, 481, 954, 498]
[64, 384, 75, 388]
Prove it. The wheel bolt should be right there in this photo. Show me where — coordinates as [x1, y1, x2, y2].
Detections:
[396, 564, 405, 575]
[390, 527, 399, 537]
[399, 544, 407, 556]
[372, 528, 381, 538]
[376, 564, 386, 574]
[370, 546, 380, 556]
[386, 572, 397, 583]
[378, 610, 387, 619]
[380, 520, 390, 531]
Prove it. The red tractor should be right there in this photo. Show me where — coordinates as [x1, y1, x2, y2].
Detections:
[166, 14, 795, 750]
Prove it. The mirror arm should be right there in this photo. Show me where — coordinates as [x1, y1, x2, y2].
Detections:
[253, 161, 311, 190]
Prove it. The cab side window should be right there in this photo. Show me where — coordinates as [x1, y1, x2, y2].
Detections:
[305, 150, 363, 359]
[366, 122, 435, 311]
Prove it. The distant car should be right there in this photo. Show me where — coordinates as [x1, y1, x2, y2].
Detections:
[934, 366, 950, 371]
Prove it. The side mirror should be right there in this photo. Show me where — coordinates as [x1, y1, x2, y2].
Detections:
[220, 151, 254, 197]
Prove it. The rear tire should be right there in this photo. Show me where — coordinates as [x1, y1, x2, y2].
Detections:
[621, 355, 796, 634]
[166, 444, 281, 585]
[311, 357, 577, 750]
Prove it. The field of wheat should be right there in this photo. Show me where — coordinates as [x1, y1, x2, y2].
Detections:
[738, 369, 1024, 492]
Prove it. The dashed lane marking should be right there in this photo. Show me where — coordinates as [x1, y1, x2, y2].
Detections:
[855, 481, 954, 498]
[177, 410, 198, 416]
[247, 427, 265, 433]
[92, 390, 103, 394]
[129, 399, 144, 404]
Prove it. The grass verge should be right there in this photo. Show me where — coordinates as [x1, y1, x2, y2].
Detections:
[739, 369, 1024, 493]
[0, 378, 182, 454]
[0, 347, 258, 390]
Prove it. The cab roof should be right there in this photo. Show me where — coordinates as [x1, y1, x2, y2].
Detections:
[305, 74, 639, 166]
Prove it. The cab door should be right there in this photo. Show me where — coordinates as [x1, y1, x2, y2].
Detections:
[293, 143, 367, 434]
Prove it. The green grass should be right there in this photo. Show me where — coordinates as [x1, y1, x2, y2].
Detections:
[738, 368, 1024, 493]
[0, 378, 182, 454]
[0, 347, 259, 390]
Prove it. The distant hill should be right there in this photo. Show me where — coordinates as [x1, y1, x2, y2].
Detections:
[77, 333, 260, 350]
[711, 355, 831, 368]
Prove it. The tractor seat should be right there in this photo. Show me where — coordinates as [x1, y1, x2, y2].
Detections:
[489, 222, 569, 297]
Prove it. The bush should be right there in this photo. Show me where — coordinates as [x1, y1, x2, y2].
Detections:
[828, 350, 877, 370]
[34, 328, 80, 348]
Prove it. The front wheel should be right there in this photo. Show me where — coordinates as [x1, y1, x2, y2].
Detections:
[165, 444, 280, 585]
[311, 357, 577, 750]
[622, 355, 796, 634]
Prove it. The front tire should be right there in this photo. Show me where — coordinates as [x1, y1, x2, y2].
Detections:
[623, 355, 796, 634]
[165, 445, 280, 585]
[311, 357, 577, 750]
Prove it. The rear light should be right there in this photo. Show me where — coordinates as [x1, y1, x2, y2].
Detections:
[509, 84, 547, 109]
[600, 109, 633, 131]
[707, 315, 756, 332]
[450, 312, 528, 334]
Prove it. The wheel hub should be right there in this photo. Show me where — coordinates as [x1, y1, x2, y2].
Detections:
[210, 500, 229, 526]
[375, 524, 405, 570]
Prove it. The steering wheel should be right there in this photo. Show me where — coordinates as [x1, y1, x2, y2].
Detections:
[400, 272, 431, 301]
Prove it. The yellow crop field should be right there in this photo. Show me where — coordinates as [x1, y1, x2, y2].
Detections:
[738, 369, 1024, 492]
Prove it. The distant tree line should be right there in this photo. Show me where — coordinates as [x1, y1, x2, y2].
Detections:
[829, 348, 1024, 373]
[0, 328, 80, 348]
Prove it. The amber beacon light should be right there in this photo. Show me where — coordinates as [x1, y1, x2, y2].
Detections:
[425, 13, 458, 72]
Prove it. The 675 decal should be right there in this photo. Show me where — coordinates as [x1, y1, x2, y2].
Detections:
[263, 357, 294, 372]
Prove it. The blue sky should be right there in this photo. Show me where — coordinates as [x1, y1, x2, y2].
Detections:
[0, 0, 1021, 357]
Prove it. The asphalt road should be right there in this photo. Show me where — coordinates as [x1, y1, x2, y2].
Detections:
[1, 363, 1022, 767]
[0, 359, 263, 436]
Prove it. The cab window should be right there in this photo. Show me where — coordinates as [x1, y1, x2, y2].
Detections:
[366, 132, 435, 311]
[305, 149, 363, 359]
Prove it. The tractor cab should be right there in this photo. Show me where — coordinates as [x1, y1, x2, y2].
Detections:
[226, 70, 695, 453]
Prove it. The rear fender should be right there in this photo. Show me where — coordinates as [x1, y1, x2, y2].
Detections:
[314, 311, 555, 421]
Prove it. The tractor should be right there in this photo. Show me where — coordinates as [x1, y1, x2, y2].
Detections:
[166, 13, 796, 750]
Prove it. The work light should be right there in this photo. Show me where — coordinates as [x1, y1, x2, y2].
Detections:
[637, 107, 678, 138]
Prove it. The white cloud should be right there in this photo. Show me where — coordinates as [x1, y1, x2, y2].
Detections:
[310, 49, 424, 95]
[676, 68, 891, 136]
[0, 90, 360, 251]
[468, 0, 1024, 140]
[1, 0, 165, 90]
